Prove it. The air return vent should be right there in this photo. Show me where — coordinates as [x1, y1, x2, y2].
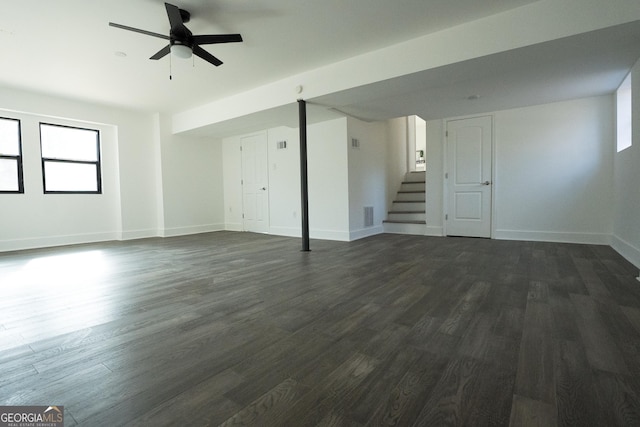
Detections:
[364, 206, 374, 227]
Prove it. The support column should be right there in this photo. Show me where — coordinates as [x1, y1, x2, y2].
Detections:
[298, 99, 310, 252]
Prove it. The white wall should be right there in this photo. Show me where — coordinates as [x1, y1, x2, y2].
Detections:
[220, 92, 636, 267]
[306, 118, 350, 240]
[612, 59, 640, 268]
[0, 87, 226, 252]
[156, 113, 224, 237]
[493, 96, 614, 244]
[223, 129, 305, 237]
[6, 88, 620, 252]
[267, 126, 301, 237]
[0, 87, 159, 251]
[425, 119, 444, 236]
[119, 113, 161, 240]
[222, 135, 243, 231]
[0, 110, 122, 250]
[223, 117, 390, 242]
[424, 95, 615, 244]
[347, 117, 387, 240]
[385, 117, 408, 210]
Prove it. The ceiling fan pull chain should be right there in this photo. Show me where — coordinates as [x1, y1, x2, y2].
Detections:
[169, 52, 173, 80]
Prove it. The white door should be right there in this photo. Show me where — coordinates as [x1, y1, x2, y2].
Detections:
[446, 116, 492, 238]
[241, 133, 269, 233]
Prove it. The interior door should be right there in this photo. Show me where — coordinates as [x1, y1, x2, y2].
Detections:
[446, 116, 492, 238]
[241, 133, 269, 233]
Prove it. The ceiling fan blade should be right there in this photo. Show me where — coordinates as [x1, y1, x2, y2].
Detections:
[192, 34, 243, 45]
[150, 45, 171, 60]
[193, 45, 223, 66]
[109, 22, 169, 40]
[165, 3, 188, 38]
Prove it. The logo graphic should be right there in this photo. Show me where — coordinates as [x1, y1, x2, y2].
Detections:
[0, 405, 64, 427]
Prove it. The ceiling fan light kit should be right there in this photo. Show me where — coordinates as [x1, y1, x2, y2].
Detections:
[171, 43, 192, 59]
[109, 2, 242, 67]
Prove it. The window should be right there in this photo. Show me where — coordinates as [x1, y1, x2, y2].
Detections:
[0, 117, 24, 193]
[616, 72, 632, 153]
[40, 123, 102, 193]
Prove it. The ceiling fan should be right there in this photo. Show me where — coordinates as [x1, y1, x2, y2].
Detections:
[109, 2, 242, 67]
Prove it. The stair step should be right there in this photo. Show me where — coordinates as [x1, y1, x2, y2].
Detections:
[383, 219, 427, 224]
[392, 202, 425, 212]
[383, 220, 427, 236]
[396, 192, 425, 202]
[400, 182, 425, 192]
[385, 171, 427, 235]
[404, 171, 427, 183]
[387, 211, 425, 221]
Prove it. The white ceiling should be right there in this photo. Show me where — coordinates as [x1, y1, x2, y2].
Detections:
[314, 21, 640, 122]
[0, 0, 538, 112]
[1, 0, 639, 135]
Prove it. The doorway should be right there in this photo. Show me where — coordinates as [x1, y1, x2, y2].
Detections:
[445, 116, 493, 238]
[408, 115, 427, 172]
[241, 133, 270, 233]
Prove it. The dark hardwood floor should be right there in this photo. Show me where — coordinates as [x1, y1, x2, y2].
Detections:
[1, 232, 640, 426]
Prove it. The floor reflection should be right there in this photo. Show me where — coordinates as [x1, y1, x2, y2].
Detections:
[3, 250, 113, 342]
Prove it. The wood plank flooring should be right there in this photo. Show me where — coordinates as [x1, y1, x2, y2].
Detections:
[1, 232, 640, 426]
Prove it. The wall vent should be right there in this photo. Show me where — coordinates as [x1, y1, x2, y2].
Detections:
[351, 138, 360, 149]
[277, 140, 287, 149]
[364, 206, 374, 227]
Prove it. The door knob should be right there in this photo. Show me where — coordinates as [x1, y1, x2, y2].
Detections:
[260, 187, 266, 190]
[482, 181, 491, 185]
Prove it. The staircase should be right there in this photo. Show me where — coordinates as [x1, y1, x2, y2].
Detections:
[383, 171, 426, 235]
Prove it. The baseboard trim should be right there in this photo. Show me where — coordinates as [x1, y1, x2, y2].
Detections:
[0, 232, 120, 253]
[493, 229, 611, 245]
[383, 222, 426, 236]
[162, 223, 224, 238]
[252, 225, 383, 241]
[611, 234, 640, 270]
[309, 229, 350, 242]
[426, 225, 444, 237]
[269, 226, 301, 238]
[120, 229, 159, 241]
[224, 222, 243, 232]
[349, 225, 384, 241]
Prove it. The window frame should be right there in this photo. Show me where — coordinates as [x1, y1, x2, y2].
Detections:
[39, 122, 102, 194]
[0, 117, 24, 194]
